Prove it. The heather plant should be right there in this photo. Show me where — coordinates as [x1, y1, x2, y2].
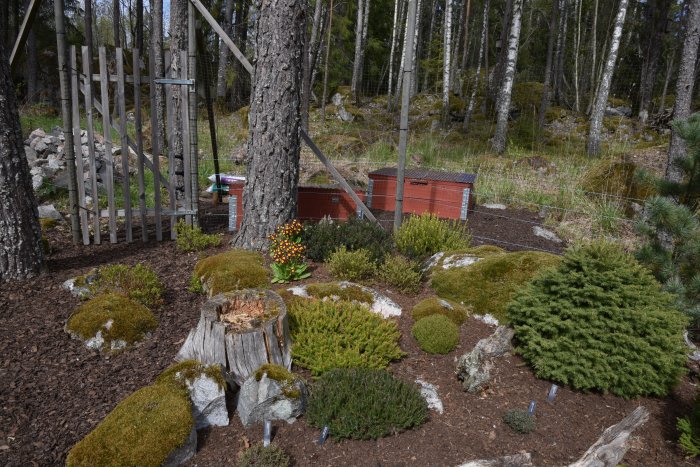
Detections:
[303, 218, 393, 262]
[307, 368, 428, 440]
[394, 213, 470, 257]
[269, 220, 311, 283]
[327, 246, 376, 281]
[377, 254, 422, 294]
[508, 241, 688, 398]
[503, 410, 536, 434]
[85, 263, 165, 308]
[412, 314, 460, 354]
[174, 220, 222, 252]
[238, 444, 290, 467]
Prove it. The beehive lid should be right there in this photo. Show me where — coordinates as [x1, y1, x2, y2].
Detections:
[368, 167, 477, 184]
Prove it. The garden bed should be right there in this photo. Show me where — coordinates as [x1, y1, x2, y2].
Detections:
[0, 215, 693, 466]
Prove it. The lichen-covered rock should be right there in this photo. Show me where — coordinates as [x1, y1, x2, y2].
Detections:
[455, 326, 514, 393]
[236, 364, 307, 427]
[458, 451, 533, 467]
[287, 281, 402, 318]
[416, 379, 443, 414]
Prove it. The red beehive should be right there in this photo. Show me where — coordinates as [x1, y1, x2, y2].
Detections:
[368, 167, 476, 220]
[297, 185, 366, 221]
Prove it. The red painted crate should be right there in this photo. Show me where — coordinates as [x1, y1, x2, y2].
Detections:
[368, 167, 476, 220]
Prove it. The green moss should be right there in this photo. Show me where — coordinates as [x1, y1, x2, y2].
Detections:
[156, 360, 226, 390]
[85, 263, 165, 308]
[431, 251, 561, 323]
[40, 218, 58, 230]
[412, 297, 470, 325]
[463, 245, 506, 257]
[255, 364, 301, 399]
[412, 315, 460, 354]
[512, 81, 544, 111]
[305, 282, 374, 304]
[66, 383, 192, 467]
[193, 249, 269, 296]
[66, 293, 157, 350]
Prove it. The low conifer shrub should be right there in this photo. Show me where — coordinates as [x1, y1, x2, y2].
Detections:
[304, 218, 393, 262]
[412, 314, 460, 354]
[503, 410, 536, 434]
[327, 246, 376, 281]
[378, 254, 422, 294]
[238, 444, 290, 467]
[288, 300, 404, 375]
[411, 297, 469, 325]
[678, 393, 700, 457]
[394, 213, 470, 258]
[508, 241, 688, 398]
[307, 368, 428, 440]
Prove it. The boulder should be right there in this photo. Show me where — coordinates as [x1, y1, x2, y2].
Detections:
[24, 146, 37, 164]
[236, 368, 307, 428]
[416, 379, 443, 414]
[287, 281, 402, 318]
[482, 203, 507, 210]
[38, 204, 64, 221]
[458, 452, 533, 467]
[187, 373, 229, 429]
[455, 326, 514, 393]
[532, 226, 562, 243]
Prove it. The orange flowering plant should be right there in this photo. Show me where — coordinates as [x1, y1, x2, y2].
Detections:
[269, 220, 311, 283]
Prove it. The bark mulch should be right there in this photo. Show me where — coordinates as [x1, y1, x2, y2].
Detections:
[0, 209, 695, 466]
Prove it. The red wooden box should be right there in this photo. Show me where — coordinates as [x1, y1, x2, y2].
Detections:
[367, 167, 476, 220]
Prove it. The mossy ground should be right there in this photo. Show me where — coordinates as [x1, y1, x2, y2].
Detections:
[66, 382, 193, 467]
[193, 249, 269, 296]
[66, 293, 157, 350]
[305, 282, 374, 304]
[430, 251, 561, 323]
[411, 297, 470, 325]
[83, 263, 165, 308]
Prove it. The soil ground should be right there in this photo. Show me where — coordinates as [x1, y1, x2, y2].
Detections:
[0, 206, 696, 466]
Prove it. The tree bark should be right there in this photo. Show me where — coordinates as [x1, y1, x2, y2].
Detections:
[233, 0, 305, 250]
[136, 0, 144, 51]
[387, 0, 401, 106]
[442, 0, 454, 126]
[637, 0, 671, 123]
[113, 0, 121, 47]
[351, 0, 365, 103]
[231, 0, 250, 109]
[301, 0, 324, 128]
[0, 41, 44, 282]
[587, 0, 598, 113]
[667, 0, 700, 181]
[587, 0, 629, 157]
[149, 0, 165, 152]
[169, 0, 187, 198]
[321, 0, 334, 121]
[573, 0, 582, 111]
[216, 0, 235, 104]
[463, 0, 489, 131]
[553, 0, 568, 105]
[489, 0, 513, 111]
[492, 0, 522, 154]
[359, 0, 371, 101]
[421, 0, 438, 92]
[538, 0, 560, 130]
[409, 0, 423, 97]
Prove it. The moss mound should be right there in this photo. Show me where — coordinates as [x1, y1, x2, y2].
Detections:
[288, 300, 405, 375]
[307, 368, 428, 440]
[412, 297, 469, 324]
[156, 360, 226, 390]
[431, 251, 561, 323]
[508, 242, 688, 398]
[305, 282, 374, 304]
[193, 249, 268, 296]
[66, 383, 193, 467]
[66, 293, 157, 351]
[412, 315, 460, 354]
[82, 263, 165, 308]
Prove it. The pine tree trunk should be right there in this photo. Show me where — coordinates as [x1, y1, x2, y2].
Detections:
[538, 0, 560, 130]
[587, 0, 629, 157]
[321, 0, 334, 121]
[463, 0, 489, 131]
[387, 0, 401, 105]
[351, 0, 365, 102]
[302, 0, 324, 128]
[492, 0, 522, 153]
[637, 0, 671, 123]
[113, 0, 121, 47]
[667, 0, 700, 181]
[233, 0, 305, 250]
[150, 0, 166, 152]
[442, 0, 453, 126]
[216, 0, 235, 103]
[231, 1, 250, 109]
[169, 0, 187, 198]
[0, 42, 44, 282]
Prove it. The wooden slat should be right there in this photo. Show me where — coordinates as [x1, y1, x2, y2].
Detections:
[175, 327, 198, 362]
[81, 46, 101, 244]
[133, 49, 148, 241]
[210, 322, 227, 367]
[10, 0, 41, 69]
[69, 46, 90, 245]
[90, 73, 150, 83]
[264, 321, 283, 366]
[225, 334, 240, 381]
[149, 45, 164, 241]
[115, 48, 133, 242]
[165, 74, 178, 239]
[180, 50, 193, 227]
[280, 315, 292, 369]
[98, 47, 117, 243]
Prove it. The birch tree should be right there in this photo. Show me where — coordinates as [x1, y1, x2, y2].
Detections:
[351, 0, 366, 103]
[463, 0, 489, 131]
[587, 0, 629, 157]
[667, 0, 700, 182]
[387, 0, 401, 106]
[442, 0, 454, 126]
[492, 0, 523, 153]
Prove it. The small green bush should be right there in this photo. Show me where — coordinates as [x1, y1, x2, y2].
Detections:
[307, 368, 428, 440]
[503, 410, 536, 434]
[412, 297, 469, 324]
[288, 300, 405, 375]
[327, 246, 376, 281]
[174, 220, 222, 252]
[395, 213, 470, 257]
[508, 242, 688, 398]
[305, 282, 374, 304]
[66, 293, 158, 350]
[192, 249, 269, 296]
[378, 254, 422, 294]
[85, 263, 165, 308]
[412, 314, 460, 354]
[678, 393, 700, 457]
[66, 382, 193, 467]
[304, 218, 393, 262]
[431, 251, 561, 323]
[238, 443, 290, 467]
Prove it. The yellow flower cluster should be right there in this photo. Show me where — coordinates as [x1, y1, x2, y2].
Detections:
[279, 219, 303, 239]
[271, 238, 306, 265]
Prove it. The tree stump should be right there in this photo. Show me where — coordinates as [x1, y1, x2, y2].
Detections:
[175, 289, 292, 386]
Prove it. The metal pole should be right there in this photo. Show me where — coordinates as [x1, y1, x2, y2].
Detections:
[54, 0, 81, 244]
[188, 4, 199, 224]
[394, 0, 418, 231]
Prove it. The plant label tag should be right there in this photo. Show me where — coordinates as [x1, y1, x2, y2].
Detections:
[528, 400, 536, 416]
[263, 420, 272, 447]
[318, 425, 330, 445]
[546, 384, 558, 403]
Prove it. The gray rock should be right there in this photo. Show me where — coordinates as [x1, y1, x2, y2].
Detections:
[605, 106, 632, 117]
[24, 146, 37, 164]
[416, 379, 443, 414]
[458, 451, 533, 467]
[29, 128, 46, 139]
[532, 226, 562, 243]
[331, 92, 343, 106]
[236, 371, 307, 428]
[32, 174, 44, 190]
[33, 140, 48, 153]
[482, 203, 507, 210]
[455, 326, 514, 393]
[337, 106, 355, 122]
[188, 374, 229, 429]
[422, 252, 445, 272]
[162, 426, 197, 467]
[287, 281, 402, 318]
[38, 204, 64, 221]
[441, 253, 481, 270]
[47, 158, 62, 171]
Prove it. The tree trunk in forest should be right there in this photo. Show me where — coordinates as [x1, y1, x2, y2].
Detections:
[302, 0, 324, 129]
[538, 0, 560, 130]
[460, 0, 472, 90]
[588, 0, 598, 113]
[637, 0, 671, 123]
[442, 0, 453, 126]
[0, 42, 44, 282]
[387, 0, 401, 106]
[136, 0, 143, 51]
[150, 0, 165, 152]
[113, 0, 121, 47]
[359, 0, 371, 100]
[587, 0, 629, 156]
[25, 12, 37, 103]
[409, 0, 423, 97]
[489, 0, 513, 111]
[233, 0, 305, 250]
[573, 0, 582, 111]
[351, 0, 365, 103]
[321, 0, 334, 121]
[169, 0, 187, 198]
[231, 1, 250, 109]
[492, 0, 522, 154]
[553, 0, 568, 105]
[422, 0, 438, 92]
[394, 0, 410, 108]
[667, 0, 700, 181]
[0, 2, 8, 48]
[463, 0, 489, 131]
[216, 0, 235, 104]
[450, 0, 464, 95]
[658, 54, 674, 113]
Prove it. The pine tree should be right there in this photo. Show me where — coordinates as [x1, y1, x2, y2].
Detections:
[658, 113, 700, 210]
